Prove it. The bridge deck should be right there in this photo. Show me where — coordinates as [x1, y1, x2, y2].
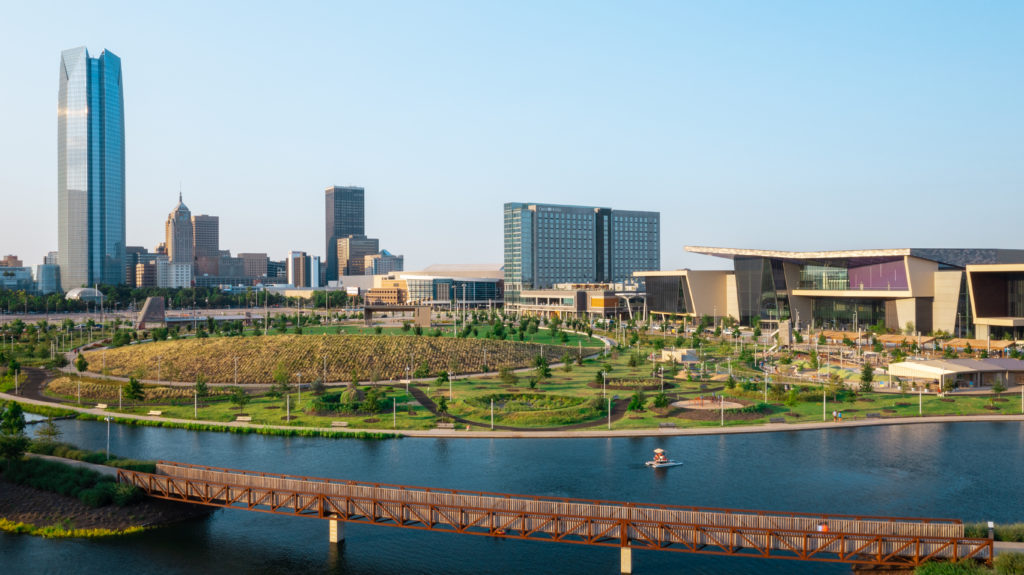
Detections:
[116, 461, 992, 567]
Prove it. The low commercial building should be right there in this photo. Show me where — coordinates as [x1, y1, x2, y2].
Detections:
[514, 284, 634, 320]
[967, 264, 1024, 341]
[641, 247, 1024, 335]
[888, 358, 1024, 389]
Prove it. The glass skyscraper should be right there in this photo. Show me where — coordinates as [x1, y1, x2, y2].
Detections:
[503, 202, 660, 303]
[57, 47, 125, 291]
[325, 186, 365, 282]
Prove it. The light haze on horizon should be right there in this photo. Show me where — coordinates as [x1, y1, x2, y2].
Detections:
[1, 1, 1021, 274]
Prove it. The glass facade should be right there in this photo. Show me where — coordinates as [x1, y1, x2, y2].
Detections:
[645, 275, 690, 315]
[798, 258, 907, 291]
[503, 202, 659, 303]
[325, 186, 365, 281]
[811, 299, 887, 329]
[57, 47, 125, 291]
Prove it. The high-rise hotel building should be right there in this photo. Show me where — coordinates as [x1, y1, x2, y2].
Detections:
[503, 203, 660, 303]
[57, 47, 125, 290]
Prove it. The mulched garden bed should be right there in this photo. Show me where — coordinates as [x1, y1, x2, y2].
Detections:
[674, 408, 768, 422]
[984, 406, 1001, 410]
[264, 405, 280, 409]
[363, 418, 380, 423]
[882, 409, 897, 413]
[857, 397, 875, 402]
[939, 398, 955, 403]
[281, 415, 297, 421]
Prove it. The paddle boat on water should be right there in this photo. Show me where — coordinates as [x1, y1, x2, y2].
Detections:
[645, 448, 682, 468]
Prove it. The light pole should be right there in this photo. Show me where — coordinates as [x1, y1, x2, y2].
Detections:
[105, 416, 111, 460]
[234, 357, 238, 385]
[295, 372, 302, 405]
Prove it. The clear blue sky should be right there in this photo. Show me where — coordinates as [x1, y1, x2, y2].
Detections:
[1, 1, 1021, 272]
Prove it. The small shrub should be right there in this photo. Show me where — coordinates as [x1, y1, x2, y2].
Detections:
[78, 482, 116, 508]
[996, 552, 1024, 575]
[914, 561, 991, 575]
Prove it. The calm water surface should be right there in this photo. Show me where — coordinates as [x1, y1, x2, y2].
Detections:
[2, 420, 1022, 574]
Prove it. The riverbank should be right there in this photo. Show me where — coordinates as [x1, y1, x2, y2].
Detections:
[0, 478, 213, 537]
[4, 390, 1023, 438]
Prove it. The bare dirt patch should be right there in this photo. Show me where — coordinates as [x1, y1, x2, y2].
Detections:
[0, 480, 212, 531]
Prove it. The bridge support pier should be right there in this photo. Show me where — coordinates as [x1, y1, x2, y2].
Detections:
[329, 519, 345, 544]
[620, 547, 632, 574]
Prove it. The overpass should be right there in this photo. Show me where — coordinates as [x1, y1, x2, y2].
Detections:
[118, 461, 992, 573]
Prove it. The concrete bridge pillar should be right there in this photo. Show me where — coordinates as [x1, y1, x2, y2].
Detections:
[329, 519, 345, 544]
[620, 547, 632, 574]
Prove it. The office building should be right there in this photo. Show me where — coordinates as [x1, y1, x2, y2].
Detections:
[0, 267, 34, 291]
[44, 251, 59, 266]
[124, 246, 149, 286]
[165, 194, 193, 266]
[288, 251, 310, 288]
[36, 264, 62, 294]
[157, 259, 191, 289]
[364, 250, 404, 275]
[0, 255, 23, 267]
[57, 47, 125, 290]
[267, 259, 288, 283]
[325, 186, 365, 281]
[238, 253, 269, 279]
[337, 235, 379, 276]
[637, 246, 1024, 336]
[503, 202, 660, 303]
[194, 213, 223, 266]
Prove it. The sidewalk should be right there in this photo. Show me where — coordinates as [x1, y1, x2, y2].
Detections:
[4, 390, 1023, 439]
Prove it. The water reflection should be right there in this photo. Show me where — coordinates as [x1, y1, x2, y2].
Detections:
[6, 420, 1022, 575]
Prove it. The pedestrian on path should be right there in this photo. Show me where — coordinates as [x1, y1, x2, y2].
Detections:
[832, 410, 837, 422]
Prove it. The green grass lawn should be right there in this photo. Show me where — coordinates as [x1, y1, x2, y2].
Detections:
[38, 333, 1024, 432]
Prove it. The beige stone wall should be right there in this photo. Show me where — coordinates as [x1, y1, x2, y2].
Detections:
[905, 256, 938, 297]
[932, 271, 963, 334]
[893, 298, 919, 333]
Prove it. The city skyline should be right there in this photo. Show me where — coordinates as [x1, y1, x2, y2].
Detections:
[2, 2, 1023, 273]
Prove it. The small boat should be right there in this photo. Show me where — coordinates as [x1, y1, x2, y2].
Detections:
[645, 448, 682, 468]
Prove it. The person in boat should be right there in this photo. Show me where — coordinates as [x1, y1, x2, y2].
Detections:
[653, 449, 668, 463]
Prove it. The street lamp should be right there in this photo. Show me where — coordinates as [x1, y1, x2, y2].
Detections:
[105, 416, 112, 460]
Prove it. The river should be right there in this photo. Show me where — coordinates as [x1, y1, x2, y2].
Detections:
[2, 420, 1023, 574]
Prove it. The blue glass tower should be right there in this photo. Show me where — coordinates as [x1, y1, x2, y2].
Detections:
[58, 47, 125, 290]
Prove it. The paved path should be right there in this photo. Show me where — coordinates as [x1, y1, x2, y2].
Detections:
[4, 389, 1023, 439]
[26, 453, 119, 477]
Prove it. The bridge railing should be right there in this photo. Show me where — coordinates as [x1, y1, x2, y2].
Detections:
[152, 460, 963, 532]
[118, 463, 993, 566]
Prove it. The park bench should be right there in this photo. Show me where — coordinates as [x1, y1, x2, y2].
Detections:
[236, 416, 252, 422]
[95, 403, 108, 409]
[330, 421, 349, 428]
[436, 422, 456, 429]
[147, 410, 163, 416]
[866, 413, 881, 419]
[769, 417, 786, 424]
[658, 422, 677, 428]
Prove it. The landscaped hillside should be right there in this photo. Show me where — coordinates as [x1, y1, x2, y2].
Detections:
[84, 335, 580, 384]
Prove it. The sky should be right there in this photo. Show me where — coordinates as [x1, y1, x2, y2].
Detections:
[1, 1, 1022, 272]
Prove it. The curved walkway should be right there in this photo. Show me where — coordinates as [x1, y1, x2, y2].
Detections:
[4, 386, 1023, 439]
[407, 385, 629, 431]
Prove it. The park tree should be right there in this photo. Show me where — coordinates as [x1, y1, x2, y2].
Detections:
[123, 377, 145, 406]
[499, 366, 518, 385]
[859, 363, 875, 393]
[75, 353, 88, 375]
[0, 401, 26, 436]
[817, 333, 827, 346]
[34, 416, 62, 445]
[993, 378, 1007, 398]
[229, 387, 251, 413]
[436, 395, 448, 416]
[533, 355, 551, 381]
[194, 374, 210, 406]
[561, 352, 573, 372]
